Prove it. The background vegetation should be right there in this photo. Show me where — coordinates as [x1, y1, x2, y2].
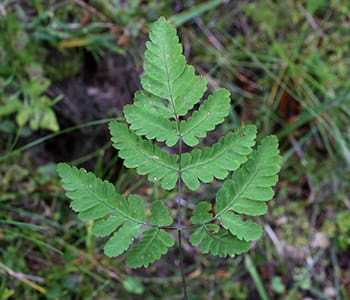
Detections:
[1, 0, 349, 299]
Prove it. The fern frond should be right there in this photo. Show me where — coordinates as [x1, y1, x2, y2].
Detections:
[56, 163, 146, 257]
[190, 201, 213, 224]
[211, 136, 281, 243]
[180, 89, 231, 146]
[216, 136, 281, 217]
[189, 226, 249, 256]
[189, 136, 280, 254]
[181, 125, 257, 191]
[129, 91, 174, 118]
[190, 201, 249, 256]
[189, 201, 249, 256]
[141, 17, 207, 117]
[125, 200, 174, 267]
[109, 122, 179, 190]
[57, 17, 282, 275]
[124, 91, 179, 147]
[127, 228, 174, 268]
[150, 200, 173, 226]
[103, 221, 141, 257]
[220, 211, 262, 241]
[122, 18, 230, 149]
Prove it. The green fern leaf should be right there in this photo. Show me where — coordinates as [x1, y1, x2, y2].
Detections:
[181, 125, 257, 191]
[124, 91, 178, 147]
[220, 211, 262, 241]
[141, 17, 207, 117]
[216, 136, 281, 218]
[57, 16, 282, 276]
[150, 200, 173, 226]
[180, 89, 231, 146]
[109, 122, 179, 190]
[126, 200, 174, 267]
[189, 226, 249, 256]
[211, 136, 281, 244]
[127, 228, 175, 268]
[189, 136, 280, 254]
[189, 201, 213, 224]
[189, 203, 250, 256]
[125, 17, 208, 146]
[103, 221, 141, 257]
[56, 163, 146, 258]
[128, 90, 174, 118]
[92, 215, 124, 237]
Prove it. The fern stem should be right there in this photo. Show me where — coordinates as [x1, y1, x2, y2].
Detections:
[162, 43, 188, 298]
[177, 140, 183, 228]
[178, 229, 188, 300]
[175, 114, 189, 298]
[176, 132, 189, 299]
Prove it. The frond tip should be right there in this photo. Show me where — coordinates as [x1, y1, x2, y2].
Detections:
[141, 17, 207, 116]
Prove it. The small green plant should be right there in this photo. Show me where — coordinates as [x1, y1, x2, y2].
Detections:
[0, 11, 60, 134]
[323, 211, 350, 250]
[57, 17, 281, 298]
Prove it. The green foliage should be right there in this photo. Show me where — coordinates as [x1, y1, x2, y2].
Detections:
[110, 122, 257, 191]
[180, 125, 256, 190]
[109, 122, 179, 190]
[0, 13, 59, 133]
[122, 276, 144, 295]
[127, 228, 175, 268]
[189, 225, 250, 256]
[189, 136, 280, 255]
[150, 200, 173, 226]
[179, 89, 231, 146]
[216, 136, 280, 217]
[123, 89, 234, 147]
[57, 163, 174, 267]
[58, 17, 280, 271]
[323, 211, 350, 250]
[14, 77, 60, 132]
[141, 18, 207, 117]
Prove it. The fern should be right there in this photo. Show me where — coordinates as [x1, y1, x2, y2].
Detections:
[189, 136, 281, 255]
[109, 122, 179, 190]
[56, 163, 174, 264]
[180, 88, 231, 146]
[180, 125, 256, 190]
[57, 17, 281, 298]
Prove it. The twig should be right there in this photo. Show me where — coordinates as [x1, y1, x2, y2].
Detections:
[297, 4, 319, 30]
[0, 3, 6, 16]
[194, 16, 223, 51]
[0, 261, 46, 294]
[264, 224, 283, 256]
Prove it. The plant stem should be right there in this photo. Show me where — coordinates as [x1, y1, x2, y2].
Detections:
[177, 138, 183, 228]
[176, 126, 189, 299]
[178, 230, 188, 300]
[171, 109, 188, 299]
[166, 49, 188, 297]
